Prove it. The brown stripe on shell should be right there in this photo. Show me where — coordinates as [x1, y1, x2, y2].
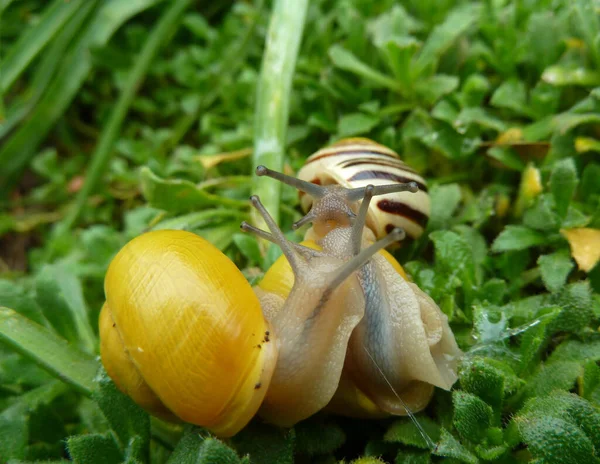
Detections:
[377, 199, 428, 228]
[338, 157, 419, 175]
[347, 170, 428, 193]
[305, 148, 399, 166]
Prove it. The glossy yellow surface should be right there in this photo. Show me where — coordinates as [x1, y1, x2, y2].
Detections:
[101, 230, 278, 437]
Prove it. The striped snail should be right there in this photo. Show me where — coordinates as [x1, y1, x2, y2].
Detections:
[99, 138, 461, 439]
[297, 138, 431, 242]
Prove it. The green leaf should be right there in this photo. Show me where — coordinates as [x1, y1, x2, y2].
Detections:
[413, 4, 480, 76]
[233, 233, 263, 265]
[548, 339, 600, 364]
[490, 79, 534, 118]
[329, 45, 401, 92]
[140, 167, 247, 213]
[35, 264, 96, 353]
[459, 357, 505, 411]
[394, 450, 431, 464]
[168, 428, 242, 464]
[542, 66, 600, 87]
[0, 380, 68, 460]
[538, 250, 574, 293]
[516, 401, 600, 464]
[93, 370, 150, 460]
[0, 280, 46, 326]
[491, 225, 547, 252]
[547, 281, 594, 334]
[0, 307, 98, 395]
[384, 417, 441, 449]
[549, 158, 578, 220]
[337, 113, 380, 137]
[414, 74, 459, 105]
[67, 433, 123, 464]
[231, 423, 294, 464]
[582, 361, 600, 404]
[523, 361, 583, 399]
[433, 428, 477, 464]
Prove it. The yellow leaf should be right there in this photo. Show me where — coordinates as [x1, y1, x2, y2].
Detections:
[561, 228, 600, 272]
[196, 148, 252, 169]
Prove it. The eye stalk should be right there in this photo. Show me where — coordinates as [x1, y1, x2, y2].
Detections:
[256, 164, 418, 239]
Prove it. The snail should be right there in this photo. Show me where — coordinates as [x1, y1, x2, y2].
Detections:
[253, 163, 462, 419]
[297, 138, 431, 241]
[99, 138, 460, 439]
[100, 187, 407, 436]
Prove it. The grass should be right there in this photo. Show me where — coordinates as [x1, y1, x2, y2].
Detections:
[0, 0, 599, 463]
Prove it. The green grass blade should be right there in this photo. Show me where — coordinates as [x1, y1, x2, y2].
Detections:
[0, 0, 165, 197]
[0, 307, 98, 396]
[251, 0, 309, 230]
[0, 0, 82, 93]
[0, 0, 97, 141]
[58, 0, 192, 232]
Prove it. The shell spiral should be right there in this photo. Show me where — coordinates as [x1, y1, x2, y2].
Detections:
[297, 138, 430, 240]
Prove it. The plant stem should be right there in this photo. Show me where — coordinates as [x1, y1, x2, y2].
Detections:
[57, 0, 191, 233]
[251, 0, 309, 233]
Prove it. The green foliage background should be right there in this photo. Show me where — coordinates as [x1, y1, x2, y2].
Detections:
[0, 0, 599, 462]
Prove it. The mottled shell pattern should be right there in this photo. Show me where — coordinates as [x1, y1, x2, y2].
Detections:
[298, 138, 430, 240]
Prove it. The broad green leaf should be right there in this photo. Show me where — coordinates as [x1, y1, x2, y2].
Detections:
[459, 357, 505, 411]
[547, 281, 594, 334]
[329, 45, 401, 92]
[548, 339, 600, 364]
[140, 167, 247, 213]
[523, 361, 583, 399]
[414, 74, 459, 105]
[490, 79, 534, 118]
[413, 4, 480, 76]
[428, 184, 462, 231]
[519, 417, 598, 464]
[0, 280, 46, 326]
[67, 433, 123, 463]
[93, 370, 150, 460]
[549, 158, 578, 220]
[582, 361, 600, 404]
[395, 450, 431, 464]
[433, 428, 477, 464]
[542, 66, 600, 87]
[491, 225, 547, 252]
[168, 428, 242, 464]
[35, 264, 96, 353]
[0, 307, 98, 396]
[516, 392, 600, 463]
[0, 381, 68, 460]
[337, 113, 380, 137]
[384, 417, 440, 449]
[538, 250, 574, 293]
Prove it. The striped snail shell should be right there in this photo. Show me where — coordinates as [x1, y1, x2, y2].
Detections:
[297, 138, 430, 240]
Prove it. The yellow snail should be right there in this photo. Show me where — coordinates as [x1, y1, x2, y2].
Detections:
[99, 138, 461, 439]
[297, 138, 431, 241]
